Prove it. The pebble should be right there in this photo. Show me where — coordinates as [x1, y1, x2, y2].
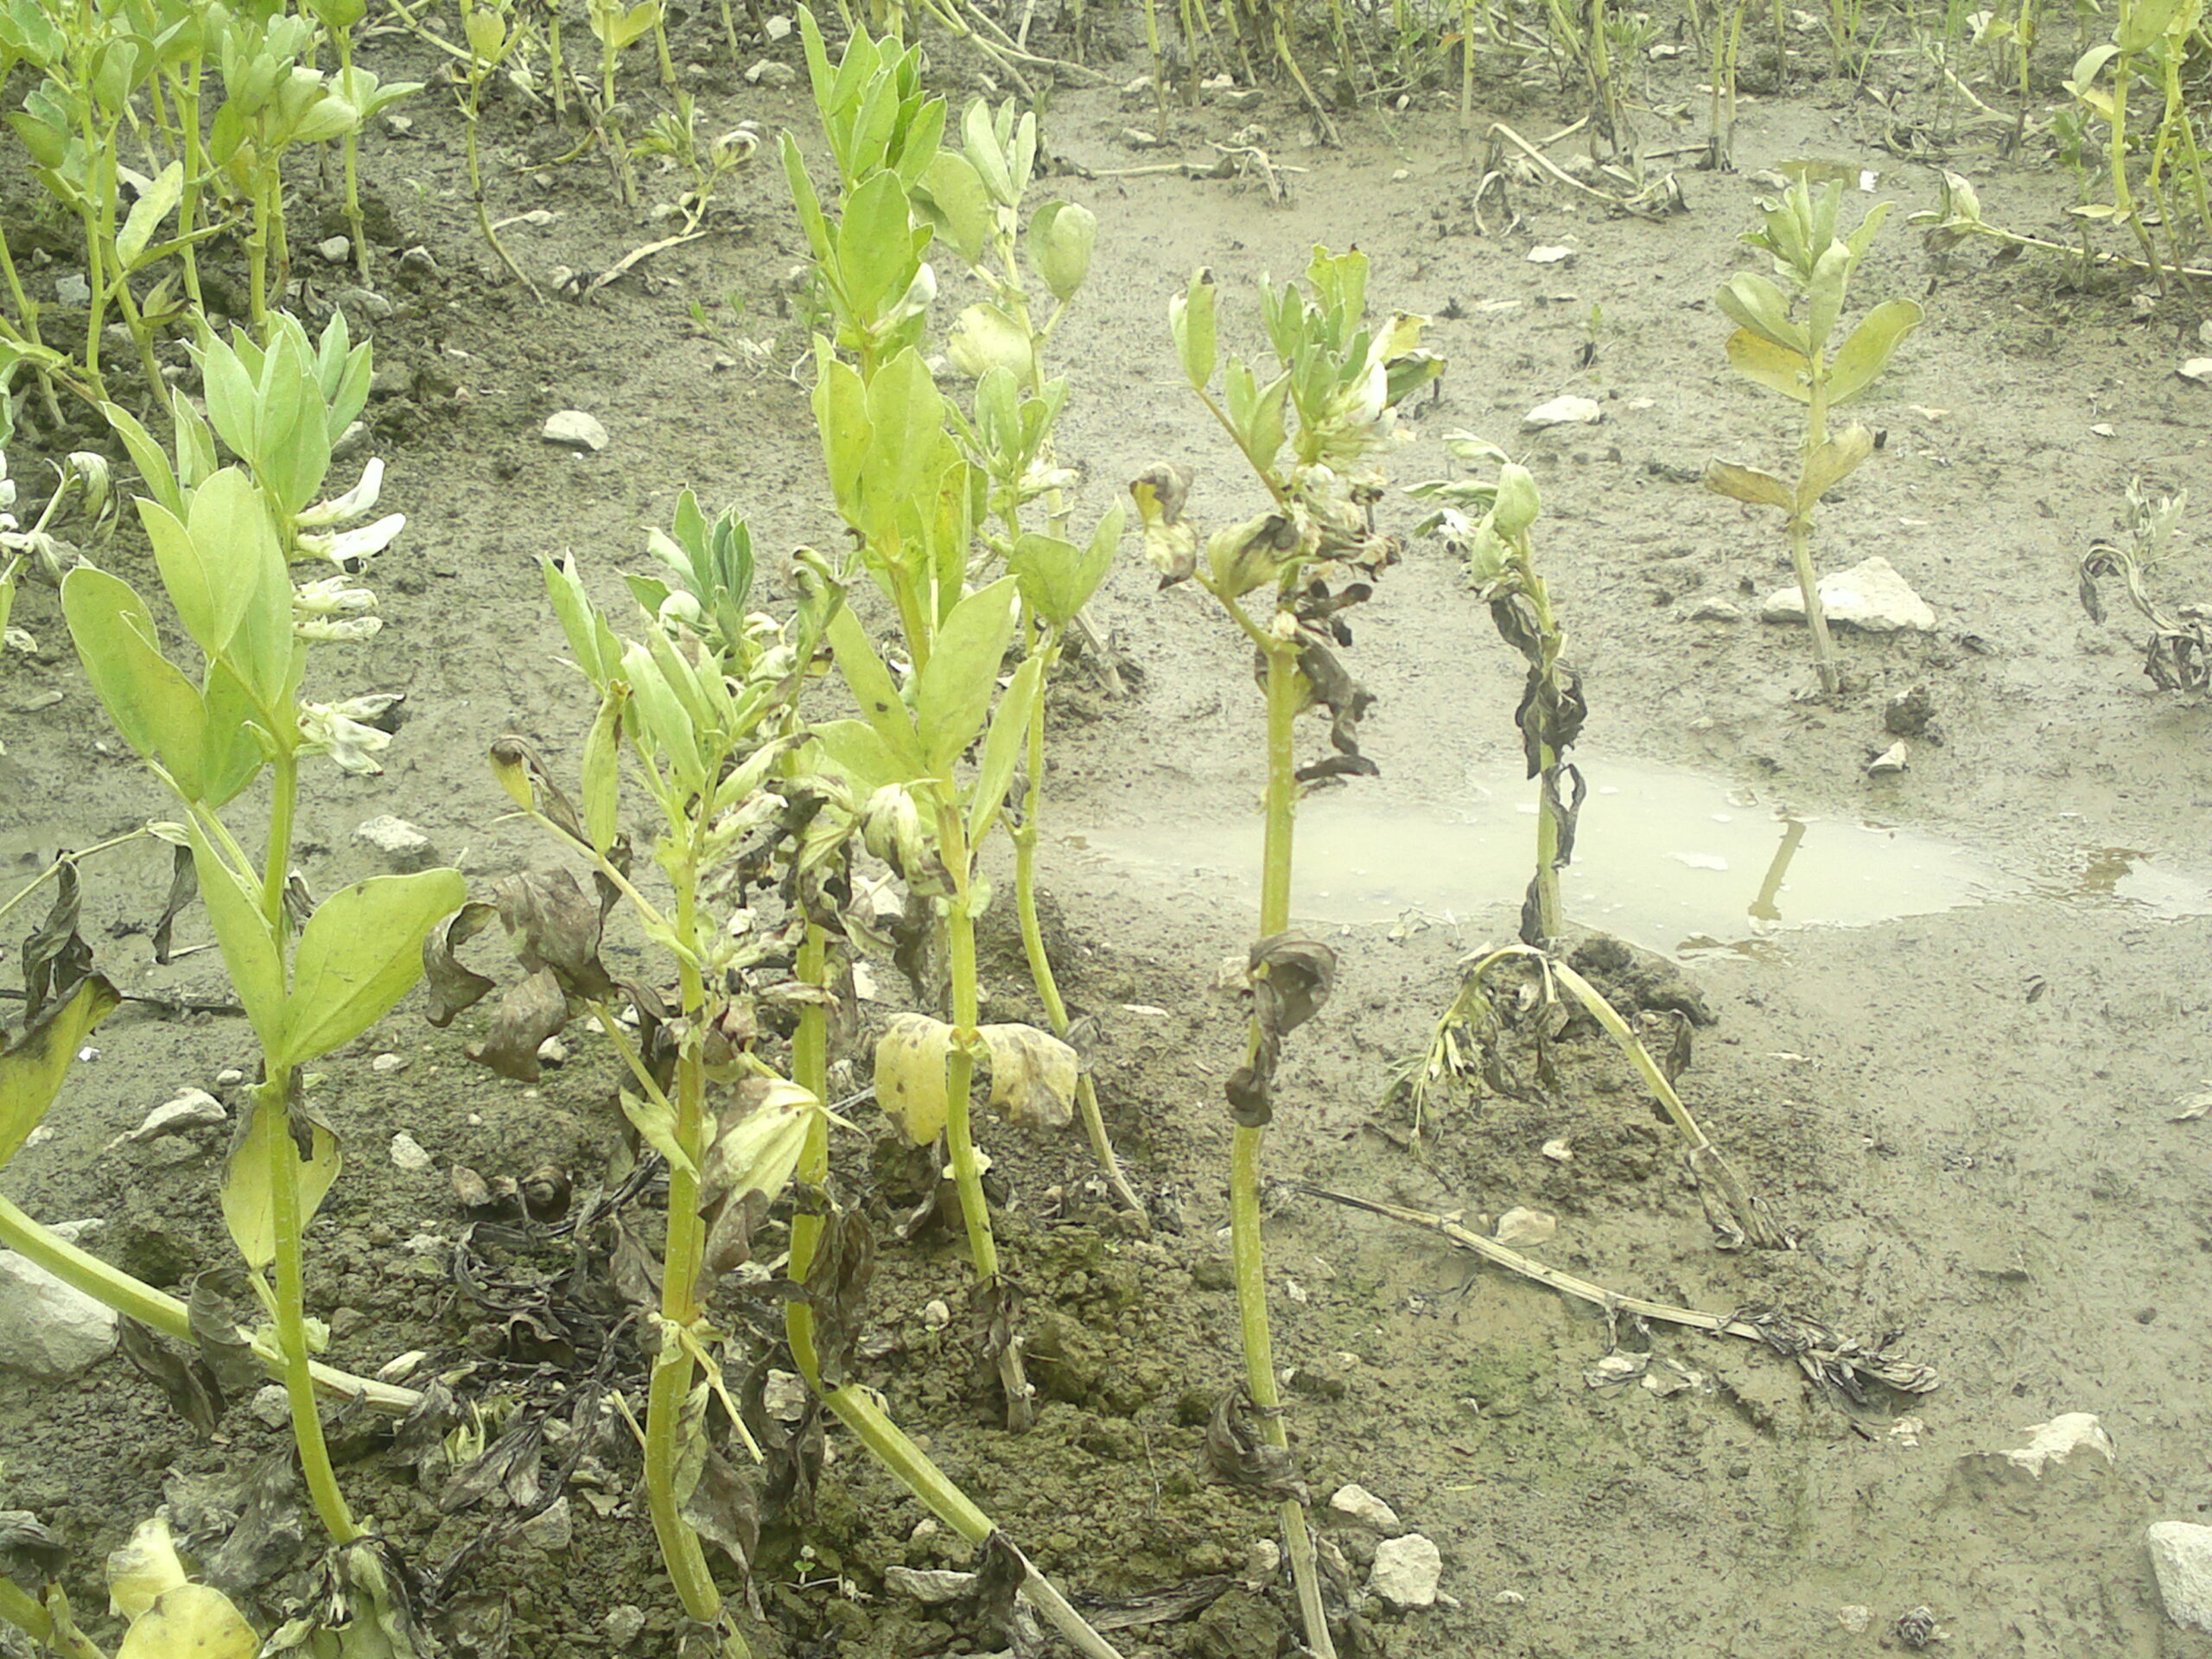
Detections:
[1759, 555, 1936, 633]
[252, 1383, 291, 1427]
[1526, 245, 1574, 264]
[353, 814, 435, 872]
[1330, 1483, 1402, 1534]
[0, 1253, 118, 1378]
[390, 1133, 434, 1173]
[2004, 1412, 2113, 1476]
[1368, 1534, 1442, 1610]
[1688, 599, 1744, 623]
[543, 410, 609, 452]
[1541, 1138, 1573, 1162]
[1884, 683, 1935, 736]
[334, 286, 393, 323]
[1493, 1207, 1555, 1246]
[371, 1052, 410, 1074]
[1865, 741, 1909, 777]
[55, 273, 91, 306]
[331, 420, 372, 464]
[1522, 394, 1602, 429]
[883, 1567, 975, 1605]
[216, 1068, 246, 1086]
[316, 236, 352, 264]
[746, 58, 797, 86]
[2148, 1522, 2212, 1630]
[604, 1606, 647, 1647]
[383, 113, 414, 137]
[123, 1089, 226, 1144]
[518, 1496, 572, 1551]
[921, 1299, 950, 1330]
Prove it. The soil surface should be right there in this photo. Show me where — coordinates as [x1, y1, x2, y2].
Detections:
[5, 7, 2212, 1658]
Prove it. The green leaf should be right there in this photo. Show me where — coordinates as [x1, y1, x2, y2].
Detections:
[967, 652, 1042, 844]
[913, 149, 993, 266]
[581, 686, 625, 853]
[197, 659, 267, 808]
[116, 160, 183, 270]
[812, 716, 917, 794]
[962, 97, 1014, 205]
[197, 336, 259, 473]
[916, 575, 1016, 772]
[1805, 240, 1852, 356]
[188, 824, 285, 1054]
[618, 1086, 698, 1181]
[0, 974, 120, 1172]
[1827, 298, 1923, 405]
[1011, 505, 1122, 628]
[1722, 329, 1812, 403]
[780, 133, 834, 270]
[137, 497, 225, 660]
[1703, 460, 1796, 512]
[116, 1582, 258, 1659]
[618, 640, 706, 791]
[100, 399, 180, 518]
[1027, 199, 1096, 304]
[861, 347, 949, 522]
[279, 869, 465, 1066]
[811, 348, 870, 524]
[219, 1084, 341, 1272]
[543, 555, 609, 683]
[1714, 272, 1806, 355]
[1171, 269, 1217, 390]
[255, 328, 328, 516]
[60, 566, 210, 791]
[2120, 0, 2182, 53]
[836, 170, 920, 326]
[825, 606, 924, 772]
[945, 302, 1030, 381]
[1796, 423, 1875, 512]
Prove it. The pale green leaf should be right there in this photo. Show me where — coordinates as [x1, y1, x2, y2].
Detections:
[915, 575, 1017, 772]
[874, 1011, 951, 1143]
[0, 974, 120, 1172]
[1827, 299, 1923, 405]
[280, 869, 465, 1066]
[219, 1084, 340, 1272]
[967, 652, 1042, 844]
[188, 824, 285, 1055]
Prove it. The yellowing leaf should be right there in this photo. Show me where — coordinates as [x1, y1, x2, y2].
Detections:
[219, 1084, 341, 1272]
[118, 1584, 257, 1659]
[874, 1012, 953, 1143]
[979, 1023, 1077, 1129]
[106, 1516, 188, 1622]
[0, 974, 119, 1171]
[1703, 461, 1795, 512]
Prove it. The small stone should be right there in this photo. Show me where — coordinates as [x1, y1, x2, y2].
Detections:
[1866, 741, 1909, 777]
[353, 814, 434, 872]
[1688, 599, 1744, 623]
[884, 1567, 976, 1605]
[2004, 1412, 2113, 1476]
[763, 1369, 808, 1422]
[1758, 555, 1936, 633]
[1541, 1138, 1573, 1162]
[397, 245, 439, 284]
[1884, 683, 1935, 735]
[2179, 358, 2212, 385]
[518, 1496, 572, 1551]
[124, 1089, 226, 1144]
[316, 236, 352, 264]
[745, 58, 797, 86]
[763, 12, 792, 35]
[605, 1605, 647, 1647]
[1526, 245, 1574, 264]
[2148, 1522, 2212, 1630]
[1837, 1605, 1872, 1633]
[55, 272, 91, 306]
[1368, 1534, 1441, 1610]
[1329, 1484, 1402, 1534]
[333, 286, 393, 323]
[543, 410, 609, 452]
[0, 1253, 118, 1377]
[1493, 1207, 1555, 1246]
[382, 113, 414, 137]
[1241, 1539, 1280, 1583]
[252, 1383, 291, 1427]
[371, 1052, 410, 1074]
[216, 1068, 246, 1086]
[331, 420, 372, 464]
[390, 1132, 434, 1173]
[1522, 394, 1602, 429]
[535, 1035, 569, 1069]
[921, 1299, 951, 1330]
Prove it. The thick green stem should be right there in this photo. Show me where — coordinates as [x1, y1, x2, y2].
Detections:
[642, 867, 725, 1626]
[0, 1577, 104, 1659]
[262, 1073, 359, 1543]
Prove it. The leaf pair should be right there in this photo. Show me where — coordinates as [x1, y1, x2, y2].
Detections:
[1705, 424, 1876, 518]
[872, 1012, 1078, 1143]
[1720, 299, 1922, 407]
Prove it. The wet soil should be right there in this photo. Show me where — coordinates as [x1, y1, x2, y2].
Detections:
[5, 7, 2212, 1657]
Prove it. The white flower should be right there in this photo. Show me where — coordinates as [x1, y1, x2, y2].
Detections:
[295, 615, 383, 642]
[294, 575, 379, 615]
[296, 458, 385, 528]
[297, 695, 401, 775]
[296, 512, 406, 569]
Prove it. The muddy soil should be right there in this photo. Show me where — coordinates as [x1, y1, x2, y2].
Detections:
[5, 7, 2212, 1657]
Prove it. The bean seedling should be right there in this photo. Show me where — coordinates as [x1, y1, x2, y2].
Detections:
[1705, 176, 1922, 695]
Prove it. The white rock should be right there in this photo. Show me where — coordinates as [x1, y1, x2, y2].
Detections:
[1369, 1534, 1442, 1610]
[1526, 245, 1575, 264]
[124, 1089, 226, 1143]
[1523, 394, 1602, 429]
[763, 1369, 808, 1423]
[2003, 1412, 2113, 1476]
[317, 236, 352, 264]
[746, 58, 797, 86]
[2148, 1522, 2212, 1630]
[353, 815, 434, 872]
[605, 1605, 647, 1646]
[55, 273, 91, 306]
[253, 1383, 291, 1427]
[372, 1052, 410, 1074]
[1688, 599, 1744, 623]
[543, 410, 609, 452]
[536, 1035, 569, 1068]
[390, 1132, 434, 1173]
[1866, 741, 1909, 776]
[216, 1068, 247, 1086]
[1493, 1206, 1555, 1246]
[518, 1495, 572, 1551]
[921, 1299, 950, 1330]
[1241, 1538, 1281, 1583]
[883, 1567, 976, 1604]
[1330, 1483, 1402, 1533]
[1758, 556, 1936, 633]
[2179, 358, 2212, 385]
[1837, 1605, 1872, 1633]
[1541, 1138, 1573, 1162]
[0, 1253, 118, 1378]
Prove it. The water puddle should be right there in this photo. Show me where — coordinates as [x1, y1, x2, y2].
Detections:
[1068, 756, 2212, 956]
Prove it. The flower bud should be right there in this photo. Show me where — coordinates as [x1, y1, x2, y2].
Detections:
[1491, 462, 1541, 538]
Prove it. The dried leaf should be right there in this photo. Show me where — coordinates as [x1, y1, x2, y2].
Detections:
[150, 841, 197, 967]
[1225, 934, 1338, 1128]
[800, 1204, 876, 1388]
[118, 1319, 225, 1438]
[466, 968, 569, 1082]
[490, 870, 615, 1002]
[421, 901, 499, 1027]
[21, 861, 91, 1020]
[185, 1273, 263, 1397]
[1203, 1385, 1308, 1502]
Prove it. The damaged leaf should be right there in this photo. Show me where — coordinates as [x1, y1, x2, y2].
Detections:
[874, 1012, 954, 1143]
[219, 1081, 341, 1273]
[0, 973, 120, 1171]
[1203, 1384, 1308, 1503]
[1224, 934, 1338, 1127]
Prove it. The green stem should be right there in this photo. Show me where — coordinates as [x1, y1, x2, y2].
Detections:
[0, 1193, 423, 1412]
[176, 62, 206, 312]
[262, 1072, 360, 1543]
[335, 28, 368, 278]
[641, 860, 725, 1626]
[0, 1577, 105, 1659]
[1234, 632, 1336, 1659]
